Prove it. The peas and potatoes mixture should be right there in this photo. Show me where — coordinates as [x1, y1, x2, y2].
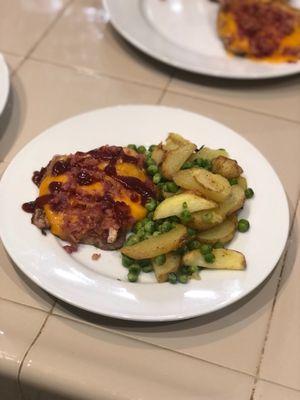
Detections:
[121, 133, 254, 284]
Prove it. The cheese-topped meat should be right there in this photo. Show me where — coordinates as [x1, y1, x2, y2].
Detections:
[22, 146, 157, 251]
[218, 0, 300, 62]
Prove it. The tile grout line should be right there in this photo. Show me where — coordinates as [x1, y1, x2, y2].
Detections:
[11, 0, 74, 77]
[165, 87, 300, 125]
[0, 295, 55, 313]
[156, 73, 175, 104]
[249, 195, 300, 400]
[17, 301, 57, 399]
[260, 378, 300, 394]
[28, 54, 172, 92]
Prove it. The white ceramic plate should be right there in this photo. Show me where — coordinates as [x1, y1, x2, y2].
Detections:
[103, 0, 300, 79]
[0, 54, 9, 115]
[0, 106, 289, 321]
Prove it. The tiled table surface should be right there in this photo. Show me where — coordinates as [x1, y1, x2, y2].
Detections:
[0, 1, 299, 399]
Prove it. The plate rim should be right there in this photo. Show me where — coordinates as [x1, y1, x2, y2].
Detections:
[0, 54, 10, 115]
[103, 0, 300, 80]
[0, 105, 290, 321]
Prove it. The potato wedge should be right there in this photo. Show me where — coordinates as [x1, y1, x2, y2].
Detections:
[193, 169, 231, 203]
[161, 142, 197, 179]
[218, 185, 245, 216]
[237, 176, 247, 191]
[211, 156, 243, 179]
[153, 192, 216, 220]
[153, 252, 181, 283]
[152, 144, 165, 165]
[188, 209, 224, 231]
[197, 216, 237, 244]
[189, 147, 229, 162]
[173, 168, 201, 192]
[121, 225, 187, 260]
[183, 248, 246, 270]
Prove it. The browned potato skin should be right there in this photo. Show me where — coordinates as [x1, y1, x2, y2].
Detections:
[161, 143, 196, 179]
[152, 143, 165, 165]
[153, 252, 181, 283]
[211, 156, 243, 179]
[197, 215, 237, 244]
[188, 209, 225, 231]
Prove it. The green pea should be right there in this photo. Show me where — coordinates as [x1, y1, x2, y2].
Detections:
[154, 254, 166, 265]
[149, 145, 157, 152]
[146, 157, 156, 167]
[168, 272, 177, 284]
[160, 221, 172, 233]
[147, 165, 158, 176]
[169, 216, 180, 224]
[142, 265, 153, 273]
[228, 178, 238, 186]
[245, 188, 254, 199]
[134, 221, 143, 233]
[181, 266, 190, 275]
[201, 211, 212, 223]
[178, 274, 189, 284]
[144, 220, 155, 234]
[129, 264, 141, 274]
[187, 227, 197, 237]
[188, 240, 201, 250]
[145, 198, 157, 211]
[126, 235, 139, 246]
[136, 229, 145, 240]
[153, 173, 162, 184]
[122, 255, 134, 268]
[127, 271, 139, 282]
[204, 253, 215, 263]
[137, 145, 146, 154]
[181, 209, 191, 223]
[200, 244, 213, 255]
[238, 219, 250, 233]
[127, 144, 137, 151]
[213, 242, 224, 249]
[188, 265, 199, 274]
[181, 161, 193, 170]
[138, 259, 151, 268]
[152, 231, 160, 237]
[165, 181, 179, 193]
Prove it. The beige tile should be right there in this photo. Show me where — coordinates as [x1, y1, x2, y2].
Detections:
[2, 59, 162, 163]
[0, 162, 7, 176]
[0, 299, 46, 400]
[254, 380, 300, 400]
[3, 53, 23, 74]
[20, 315, 254, 400]
[260, 204, 300, 390]
[0, 0, 68, 56]
[0, 240, 54, 311]
[33, 0, 171, 88]
[169, 72, 300, 123]
[161, 92, 300, 214]
[54, 259, 281, 376]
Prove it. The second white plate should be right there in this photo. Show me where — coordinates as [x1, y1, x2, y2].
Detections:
[104, 0, 300, 79]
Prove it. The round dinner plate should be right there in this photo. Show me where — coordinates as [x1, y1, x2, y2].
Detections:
[0, 53, 9, 115]
[0, 106, 289, 321]
[103, 0, 300, 79]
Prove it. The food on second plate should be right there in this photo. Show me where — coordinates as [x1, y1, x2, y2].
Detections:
[217, 0, 300, 62]
[22, 132, 254, 285]
[120, 133, 254, 284]
[22, 146, 157, 251]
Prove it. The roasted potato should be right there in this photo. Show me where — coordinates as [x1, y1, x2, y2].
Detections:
[237, 176, 247, 190]
[197, 215, 237, 244]
[188, 209, 224, 231]
[173, 168, 201, 192]
[152, 144, 165, 165]
[121, 224, 187, 260]
[189, 147, 229, 162]
[211, 156, 243, 179]
[153, 252, 181, 283]
[193, 169, 231, 203]
[153, 192, 216, 220]
[218, 184, 245, 216]
[183, 248, 246, 270]
[161, 142, 196, 179]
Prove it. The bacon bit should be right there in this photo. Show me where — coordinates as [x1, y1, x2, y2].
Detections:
[92, 253, 101, 261]
[63, 244, 78, 254]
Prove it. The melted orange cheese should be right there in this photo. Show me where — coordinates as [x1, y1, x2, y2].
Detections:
[39, 161, 147, 238]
